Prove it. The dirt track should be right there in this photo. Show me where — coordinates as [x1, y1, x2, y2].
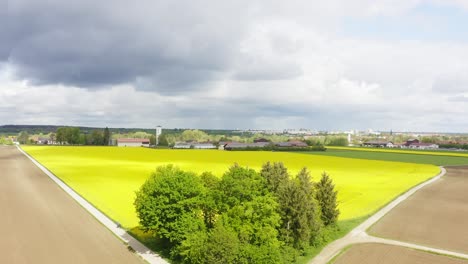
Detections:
[0, 146, 143, 264]
[333, 243, 468, 264]
[369, 166, 468, 254]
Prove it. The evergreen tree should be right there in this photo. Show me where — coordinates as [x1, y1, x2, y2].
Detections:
[296, 168, 322, 244]
[315, 172, 340, 226]
[276, 168, 322, 249]
[103, 127, 111, 145]
[260, 162, 289, 193]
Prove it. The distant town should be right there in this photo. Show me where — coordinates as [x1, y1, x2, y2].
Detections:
[1, 125, 467, 152]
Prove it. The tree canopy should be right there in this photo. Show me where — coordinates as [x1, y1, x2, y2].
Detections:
[135, 163, 340, 263]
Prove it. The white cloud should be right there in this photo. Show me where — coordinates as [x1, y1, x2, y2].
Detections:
[1, 0, 468, 131]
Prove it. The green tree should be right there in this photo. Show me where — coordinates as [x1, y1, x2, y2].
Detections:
[326, 136, 348, 146]
[103, 127, 110, 145]
[79, 134, 87, 145]
[181, 129, 209, 142]
[315, 172, 340, 226]
[149, 135, 156, 146]
[200, 172, 219, 228]
[158, 133, 169, 146]
[17, 131, 29, 144]
[134, 165, 206, 251]
[221, 196, 281, 264]
[56, 127, 65, 144]
[260, 162, 289, 193]
[261, 163, 323, 250]
[181, 223, 240, 264]
[69, 127, 81, 144]
[217, 164, 268, 211]
[296, 168, 322, 245]
[90, 130, 104, 145]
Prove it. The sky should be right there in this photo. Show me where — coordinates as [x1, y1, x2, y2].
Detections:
[1, 0, 468, 132]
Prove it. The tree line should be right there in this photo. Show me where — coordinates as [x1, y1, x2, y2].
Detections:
[134, 163, 339, 263]
[54, 127, 111, 145]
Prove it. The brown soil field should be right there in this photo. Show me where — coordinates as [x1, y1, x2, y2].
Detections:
[369, 166, 468, 254]
[0, 146, 143, 264]
[333, 243, 468, 264]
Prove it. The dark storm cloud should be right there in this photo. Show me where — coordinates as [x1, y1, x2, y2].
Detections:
[0, 0, 10, 60]
[3, 0, 250, 93]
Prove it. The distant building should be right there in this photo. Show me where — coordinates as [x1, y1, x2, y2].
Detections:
[404, 139, 420, 146]
[192, 143, 216, 149]
[224, 142, 270, 150]
[117, 138, 150, 147]
[396, 139, 438, 149]
[363, 141, 394, 148]
[173, 142, 192, 149]
[275, 140, 308, 148]
[407, 142, 439, 150]
[253, 138, 270, 143]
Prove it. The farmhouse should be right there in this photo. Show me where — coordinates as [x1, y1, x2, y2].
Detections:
[404, 139, 420, 146]
[173, 142, 192, 149]
[363, 141, 394, 148]
[192, 143, 216, 149]
[117, 138, 150, 147]
[407, 142, 439, 150]
[401, 139, 439, 149]
[172, 142, 217, 149]
[224, 142, 270, 150]
[276, 140, 308, 148]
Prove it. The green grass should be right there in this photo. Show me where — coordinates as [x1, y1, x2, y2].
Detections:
[23, 146, 439, 230]
[304, 149, 468, 166]
[297, 216, 366, 264]
[328, 146, 468, 158]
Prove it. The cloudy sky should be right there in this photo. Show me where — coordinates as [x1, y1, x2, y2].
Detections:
[1, 0, 468, 132]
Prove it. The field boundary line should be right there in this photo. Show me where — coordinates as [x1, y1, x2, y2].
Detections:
[366, 237, 468, 260]
[17, 146, 169, 264]
[310, 166, 447, 264]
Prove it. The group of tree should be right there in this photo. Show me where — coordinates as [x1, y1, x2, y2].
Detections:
[56, 127, 111, 145]
[0, 136, 13, 145]
[134, 162, 339, 263]
[17, 131, 30, 144]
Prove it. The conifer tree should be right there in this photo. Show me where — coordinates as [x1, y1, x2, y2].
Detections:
[260, 162, 289, 193]
[315, 172, 340, 226]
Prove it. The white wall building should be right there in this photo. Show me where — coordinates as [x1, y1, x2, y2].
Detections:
[193, 143, 216, 149]
[117, 138, 150, 147]
[173, 142, 192, 149]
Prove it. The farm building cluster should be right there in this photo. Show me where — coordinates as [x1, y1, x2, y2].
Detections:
[363, 139, 439, 150]
[170, 138, 309, 150]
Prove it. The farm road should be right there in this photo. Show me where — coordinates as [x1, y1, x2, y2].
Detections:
[0, 146, 143, 264]
[311, 165, 468, 263]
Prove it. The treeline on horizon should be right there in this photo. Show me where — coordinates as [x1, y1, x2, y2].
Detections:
[134, 162, 339, 264]
[0, 125, 240, 136]
[12, 126, 349, 148]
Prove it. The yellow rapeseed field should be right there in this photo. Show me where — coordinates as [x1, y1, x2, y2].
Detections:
[23, 146, 440, 229]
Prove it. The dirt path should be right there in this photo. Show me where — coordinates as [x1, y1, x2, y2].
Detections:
[369, 166, 468, 254]
[0, 146, 143, 264]
[333, 243, 467, 264]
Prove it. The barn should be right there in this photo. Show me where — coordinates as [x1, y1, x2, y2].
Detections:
[117, 138, 150, 147]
